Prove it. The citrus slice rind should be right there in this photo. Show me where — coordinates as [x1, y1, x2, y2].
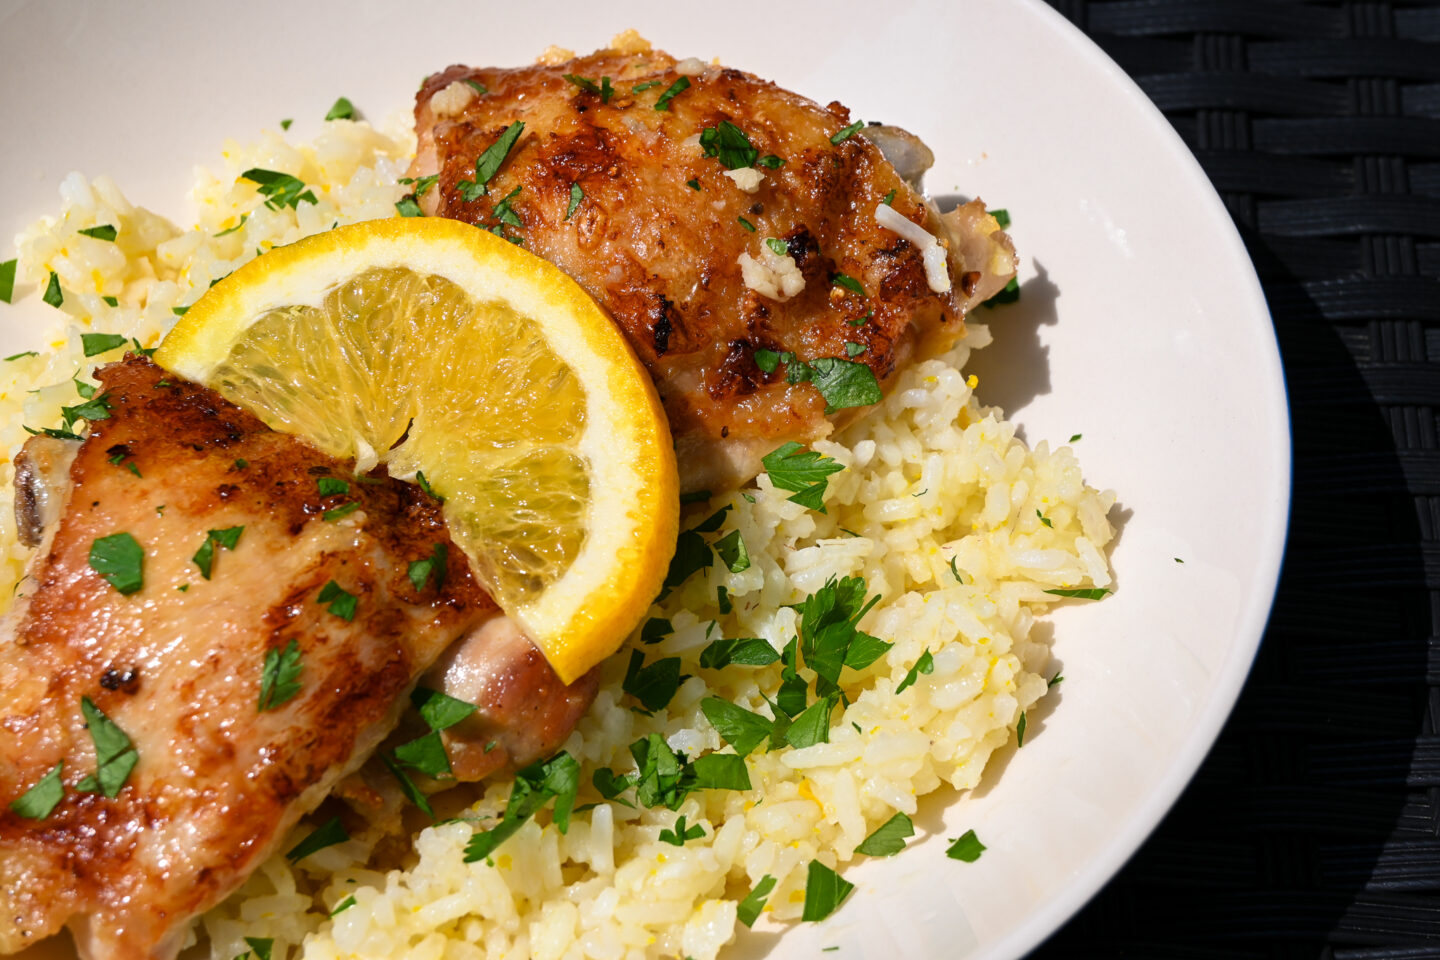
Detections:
[156, 218, 677, 683]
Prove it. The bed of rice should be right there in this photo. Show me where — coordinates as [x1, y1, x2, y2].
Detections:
[2, 119, 1115, 960]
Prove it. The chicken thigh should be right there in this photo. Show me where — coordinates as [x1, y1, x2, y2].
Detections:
[411, 36, 1016, 492]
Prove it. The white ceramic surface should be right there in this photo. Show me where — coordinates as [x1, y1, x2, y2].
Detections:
[0, 1, 1289, 957]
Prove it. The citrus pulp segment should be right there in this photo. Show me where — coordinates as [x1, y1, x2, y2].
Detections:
[155, 217, 678, 683]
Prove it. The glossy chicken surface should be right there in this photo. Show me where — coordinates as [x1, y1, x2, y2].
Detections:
[0, 357, 500, 960]
[412, 37, 1016, 492]
[423, 613, 600, 783]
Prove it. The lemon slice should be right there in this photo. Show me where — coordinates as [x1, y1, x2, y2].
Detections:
[156, 217, 677, 683]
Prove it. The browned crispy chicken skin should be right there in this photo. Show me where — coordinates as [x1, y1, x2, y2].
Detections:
[0, 358, 592, 960]
[411, 37, 1016, 492]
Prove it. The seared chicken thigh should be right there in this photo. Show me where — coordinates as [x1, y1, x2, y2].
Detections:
[0, 358, 516, 960]
[411, 37, 1016, 492]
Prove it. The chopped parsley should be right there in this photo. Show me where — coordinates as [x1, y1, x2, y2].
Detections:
[60, 392, 112, 430]
[801, 860, 854, 921]
[714, 529, 750, 573]
[1016, 711, 1027, 747]
[844, 342, 865, 357]
[23, 424, 82, 442]
[765, 237, 787, 257]
[240, 168, 318, 210]
[102, 296, 119, 307]
[394, 730, 451, 779]
[591, 733, 751, 812]
[9, 762, 64, 819]
[855, 812, 914, 856]
[717, 585, 733, 614]
[756, 154, 784, 169]
[699, 120, 758, 169]
[382, 754, 435, 818]
[464, 78, 487, 95]
[1070, 433, 1083, 442]
[171, 305, 189, 316]
[808, 358, 881, 413]
[214, 214, 249, 237]
[485, 186, 524, 242]
[753, 351, 879, 415]
[4, 351, 37, 361]
[882, 188, 896, 205]
[1037, 510, 1053, 528]
[407, 542, 449, 592]
[592, 767, 636, 806]
[640, 617, 673, 645]
[329, 896, 357, 917]
[658, 814, 705, 846]
[622, 650, 687, 713]
[244, 937, 274, 960]
[399, 174, 440, 198]
[0, 259, 15, 303]
[566, 183, 584, 220]
[783, 695, 838, 749]
[793, 575, 886, 701]
[699, 697, 774, 757]
[43, 272, 63, 307]
[323, 501, 360, 522]
[663, 529, 712, 590]
[89, 532, 144, 595]
[258, 638, 303, 712]
[317, 477, 350, 497]
[895, 648, 934, 694]
[463, 751, 580, 862]
[989, 208, 1011, 228]
[946, 829, 986, 862]
[396, 173, 441, 218]
[285, 816, 349, 861]
[563, 74, 614, 103]
[737, 216, 756, 232]
[1049, 672, 1064, 687]
[652, 76, 690, 111]
[280, 118, 293, 130]
[686, 178, 701, 191]
[411, 686, 477, 731]
[831, 273, 865, 296]
[317, 580, 358, 622]
[761, 442, 845, 512]
[192, 526, 244, 580]
[830, 120, 864, 145]
[76, 697, 138, 797]
[698, 636, 779, 669]
[414, 470, 442, 502]
[78, 224, 117, 241]
[632, 79, 662, 93]
[1043, 587, 1110, 600]
[458, 121, 525, 199]
[736, 874, 776, 927]
[325, 97, 356, 121]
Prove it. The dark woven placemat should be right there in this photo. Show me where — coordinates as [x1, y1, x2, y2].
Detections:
[1032, 1, 1440, 957]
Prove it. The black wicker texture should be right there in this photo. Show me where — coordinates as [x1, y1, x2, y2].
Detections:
[1032, 1, 1440, 957]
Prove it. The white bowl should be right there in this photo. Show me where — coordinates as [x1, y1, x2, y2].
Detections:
[0, 1, 1289, 957]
